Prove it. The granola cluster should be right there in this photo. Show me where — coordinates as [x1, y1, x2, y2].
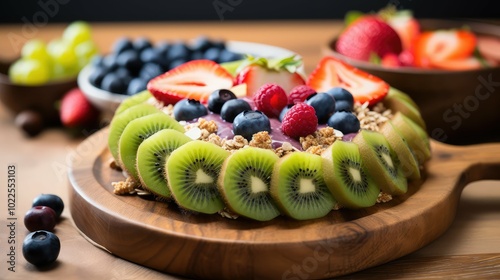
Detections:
[112, 177, 139, 195]
[354, 102, 392, 132]
[300, 127, 342, 155]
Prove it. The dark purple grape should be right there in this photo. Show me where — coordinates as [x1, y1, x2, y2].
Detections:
[24, 206, 56, 232]
[23, 231, 60, 266]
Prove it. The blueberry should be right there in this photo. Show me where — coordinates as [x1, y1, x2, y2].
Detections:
[91, 55, 105, 67]
[166, 42, 191, 61]
[88, 66, 109, 87]
[191, 36, 213, 53]
[190, 51, 204, 60]
[233, 110, 271, 141]
[279, 104, 294, 122]
[173, 99, 208, 121]
[219, 50, 243, 63]
[204, 47, 221, 62]
[23, 231, 60, 266]
[113, 37, 134, 54]
[140, 48, 165, 66]
[101, 73, 128, 94]
[116, 49, 142, 75]
[24, 206, 57, 232]
[211, 39, 225, 50]
[139, 63, 164, 81]
[32, 194, 64, 218]
[207, 89, 237, 114]
[326, 87, 354, 108]
[335, 100, 353, 112]
[127, 78, 148, 95]
[155, 41, 170, 55]
[114, 67, 133, 86]
[102, 54, 119, 72]
[306, 93, 336, 124]
[169, 58, 187, 70]
[327, 111, 360, 134]
[220, 99, 251, 123]
[133, 37, 152, 53]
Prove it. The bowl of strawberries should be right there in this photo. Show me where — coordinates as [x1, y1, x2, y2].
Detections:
[324, 7, 500, 144]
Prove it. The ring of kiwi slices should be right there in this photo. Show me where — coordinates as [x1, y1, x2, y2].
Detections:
[107, 89, 430, 221]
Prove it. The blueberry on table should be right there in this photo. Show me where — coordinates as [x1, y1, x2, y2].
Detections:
[22, 231, 60, 266]
[220, 99, 251, 123]
[24, 206, 57, 232]
[305, 93, 336, 124]
[327, 111, 360, 135]
[173, 99, 208, 121]
[32, 194, 64, 218]
[207, 89, 237, 114]
[233, 110, 271, 141]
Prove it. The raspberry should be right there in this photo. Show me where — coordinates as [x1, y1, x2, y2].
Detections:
[253, 83, 288, 118]
[281, 103, 318, 138]
[288, 85, 316, 104]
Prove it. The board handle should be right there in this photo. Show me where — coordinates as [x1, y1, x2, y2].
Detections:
[431, 141, 500, 188]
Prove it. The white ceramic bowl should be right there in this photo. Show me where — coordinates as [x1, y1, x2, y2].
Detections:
[78, 41, 302, 116]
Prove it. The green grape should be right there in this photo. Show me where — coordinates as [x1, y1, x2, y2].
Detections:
[21, 40, 50, 65]
[62, 21, 92, 47]
[75, 40, 98, 69]
[50, 63, 79, 81]
[47, 39, 78, 69]
[8, 58, 51, 85]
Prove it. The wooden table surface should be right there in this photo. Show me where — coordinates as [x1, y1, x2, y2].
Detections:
[0, 20, 499, 280]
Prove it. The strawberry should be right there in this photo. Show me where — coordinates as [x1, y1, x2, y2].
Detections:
[234, 55, 305, 97]
[430, 57, 482, 71]
[381, 53, 402, 68]
[281, 103, 318, 138]
[335, 16, 403, 61]
[60, 88, 99, 128]
[307, 56, 389, 106]
[253, 83, 288, 118]
[398, 49, 415, 66]
[414, 30, 477, 68]
[382, 9, 420, 51]
[147, 59, 234, 105]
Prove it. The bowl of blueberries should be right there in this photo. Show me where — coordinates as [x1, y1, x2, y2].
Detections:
[78, 35, 248, 115]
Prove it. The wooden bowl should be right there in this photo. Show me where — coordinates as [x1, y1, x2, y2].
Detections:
[0, 59, 77, 124]
[324, 20, 500, 145]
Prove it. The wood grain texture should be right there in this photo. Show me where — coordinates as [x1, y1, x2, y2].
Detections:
[68, 128, 500, 280]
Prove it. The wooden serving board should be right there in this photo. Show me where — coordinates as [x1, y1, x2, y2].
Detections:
[68, 128, 500, 280]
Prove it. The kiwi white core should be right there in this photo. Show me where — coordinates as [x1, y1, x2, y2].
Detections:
[299, 179, 316, 193]
[195, 169, 213, 184]
[349, 167, 362, 182]
[382, 153, 394, 168]
[250, 176, 267, 193]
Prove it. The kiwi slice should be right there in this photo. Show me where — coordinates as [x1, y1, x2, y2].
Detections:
[115, 90, 153, 115]
[136, 129, 192, 199]
[391, 112, 431, 164]
[384, 88, 426, 130]
[270, 152, 335, 220]
[353, 130, 408, 195]
[166, 140, 230, 214]
[108, 103, 160, 165]
[387, 87, 419, 110]
[380, 121, 421, 181]
[321, 140, 379, 208]
[217, 147, 280, 221]
[118, 113, 184, 181]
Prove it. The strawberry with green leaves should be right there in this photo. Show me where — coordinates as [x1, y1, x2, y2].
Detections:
[234, 55, 306, 97]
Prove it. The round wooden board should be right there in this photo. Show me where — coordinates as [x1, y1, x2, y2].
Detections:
[68, 128, 500, 280]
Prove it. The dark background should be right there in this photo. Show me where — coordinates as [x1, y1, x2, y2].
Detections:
[1, 0, 499, 23]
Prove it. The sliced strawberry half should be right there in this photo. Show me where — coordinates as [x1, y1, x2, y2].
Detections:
[234, 55, 305, 97]
[430, 57, 482, 71]
[414, 30, 477, 68]
[307, 56, 389, 106]
[147, 59, 234, 105]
